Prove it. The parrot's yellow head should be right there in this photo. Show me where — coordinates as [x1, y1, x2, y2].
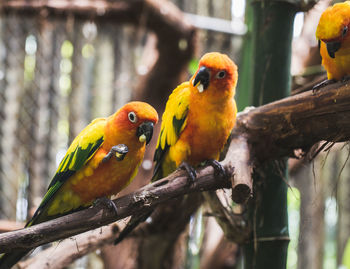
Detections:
[316, 1, 350, 58]
[191, 52, 238, 97]
[112, 101, 158, 145]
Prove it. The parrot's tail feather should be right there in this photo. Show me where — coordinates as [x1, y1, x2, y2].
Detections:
[114, 209, 153, 245]
[0, 250, 31, 269]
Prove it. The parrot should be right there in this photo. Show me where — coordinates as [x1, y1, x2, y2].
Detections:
[0, 101, 158, 268]
[315, 1, 350, 89]
[114, 52, 238, 244]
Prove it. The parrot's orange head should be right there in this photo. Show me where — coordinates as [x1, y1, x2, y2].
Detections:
[316, 1, 350, 58]
[114, 101, 158, 145]
[191, 52, 237, 97]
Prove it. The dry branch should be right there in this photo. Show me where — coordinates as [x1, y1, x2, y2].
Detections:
[235, 81, 350, 161]
[1, 82, 350, 253]
[1, 0, 191, 35]
[203, 191, 248, 244]
[222, 135, 252, 203]
[1, 0, 196, 109]
[18, 225, 119, 269]
[0, 167, 230, 253]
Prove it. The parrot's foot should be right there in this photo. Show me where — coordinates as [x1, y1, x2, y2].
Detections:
[312, 79, 336, 92]
[94, 197, 118, 216]
[179, 162, 197, 184]
[205, 159, 226, 178]
[102, 144, 129, 163]
[341, 75, 350, 83]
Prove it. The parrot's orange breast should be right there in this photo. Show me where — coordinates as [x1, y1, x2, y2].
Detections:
[69, 146, 144, 203]
[181, 97, 237, 165]
[46, 143, 144, 217]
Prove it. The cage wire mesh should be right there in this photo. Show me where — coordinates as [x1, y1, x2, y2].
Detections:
[0, 0, 246, 268]
[2, 1, 350, 269]
[0, 13, 142, 223]
[0, 0, 241, 229]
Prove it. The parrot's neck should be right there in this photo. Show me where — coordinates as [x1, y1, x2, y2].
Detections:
[191, 88, 235, 106]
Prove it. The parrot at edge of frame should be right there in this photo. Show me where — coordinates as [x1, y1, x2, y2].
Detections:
[0, 101, 158, 269]
[314, 1, 350, 89]
[114, 51, 238, 244]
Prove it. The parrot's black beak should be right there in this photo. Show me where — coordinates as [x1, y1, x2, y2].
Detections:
[193, 66, 210, 92]
[326, 41, 341, 58]
[137, 121, 154, 145]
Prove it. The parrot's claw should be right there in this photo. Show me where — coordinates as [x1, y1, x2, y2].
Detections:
[341, 75, 350, 83]
[179, 162, 197, 184]
[94, 197, 118, 216]
[205, 159, 226, 179]
[312, 79, 336, 93]
[102, 144, 129, 163]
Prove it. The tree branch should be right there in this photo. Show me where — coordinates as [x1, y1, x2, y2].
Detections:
[203, 191, 248, 244]
[222, 135, 253, 203]
[1, 0, 192, 36]
[235, 81, 350, 161]
[1, 0, 196, 109]
[1, 82, 350, 251]
[0, 167, 230, 252]
[18, 224, 119, 269]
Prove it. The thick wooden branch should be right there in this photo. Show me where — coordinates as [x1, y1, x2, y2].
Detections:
[235, 81, 350, 161]
[203, 191, 248, 244]
[1, 0, 192, 36]
[1, 83, 350, 252]
[0, 167, 230, 252]
[222, 135, 253, 203]
[18, 225, 119, 269]
[1, 0, 196, 109]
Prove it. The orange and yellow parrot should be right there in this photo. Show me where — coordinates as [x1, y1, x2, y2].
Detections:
[0, 101, 158, 268]
[115, 52, 238, 244]
[315, 1, 350, 88]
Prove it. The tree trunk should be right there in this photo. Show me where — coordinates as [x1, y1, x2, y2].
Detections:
[290, 159, 325, 269]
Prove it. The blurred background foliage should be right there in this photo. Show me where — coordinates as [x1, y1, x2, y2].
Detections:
[0, 0, 349, 268]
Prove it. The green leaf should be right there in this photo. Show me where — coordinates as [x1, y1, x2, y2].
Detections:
[342, 238, 350, 268]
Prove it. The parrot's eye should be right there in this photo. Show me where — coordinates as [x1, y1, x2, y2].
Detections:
[216, 70, 226, 79]
[128, 112, 138, 123]
[342, 26, 348, 38]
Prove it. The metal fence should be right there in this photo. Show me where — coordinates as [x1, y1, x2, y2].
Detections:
[0, 0, 241, 224]
[0, 15, 146, 221]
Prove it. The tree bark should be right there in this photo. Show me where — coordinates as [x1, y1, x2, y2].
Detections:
[291, 157, 325, 269]
[1, 0, 196, 111]
[0, 80, 350, 262]
[18, 224, 119, 269]
[0, 167, 230, 252]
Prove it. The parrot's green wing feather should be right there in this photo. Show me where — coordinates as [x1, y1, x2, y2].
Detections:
[27, 118, 106, 226]
[152, 82, 190, 181]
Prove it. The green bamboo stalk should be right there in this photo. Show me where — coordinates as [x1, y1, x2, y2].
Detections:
[243, 1, 297, 268]
[236, 0, 253, 111]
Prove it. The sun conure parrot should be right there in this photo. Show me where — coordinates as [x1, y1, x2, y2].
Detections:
[0, 101, 158, 268]
[315, 1, 350, 89]
[115, 52, 238, 244]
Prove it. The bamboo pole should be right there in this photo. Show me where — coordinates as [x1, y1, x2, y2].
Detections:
[243, 1, 297, 268]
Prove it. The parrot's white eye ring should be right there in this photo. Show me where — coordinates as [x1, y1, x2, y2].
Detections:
[128, 111, 138, 123]
[216, 70, 226, 79]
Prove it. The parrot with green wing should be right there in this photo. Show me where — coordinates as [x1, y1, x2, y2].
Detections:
[0, 101, 158, 268]
[115, 52, 238, 244]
